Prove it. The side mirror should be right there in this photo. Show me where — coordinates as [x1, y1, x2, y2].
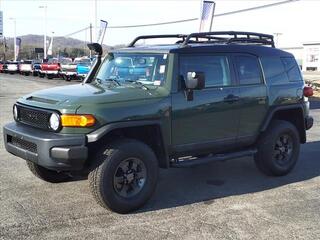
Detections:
[184, 71, 205, 101]
[186, 71, 205, 90]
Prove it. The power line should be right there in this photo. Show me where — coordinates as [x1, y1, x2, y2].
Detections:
[62, 0, 299, 37]
[107, 0, 300, 29]
[215, 0, 299, 17]
[108, 18, 198, 29]
[64, 26, 89, 38]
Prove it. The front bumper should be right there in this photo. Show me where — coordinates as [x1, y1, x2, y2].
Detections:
[77, 73, 87, 77]
[62, 72, 77, 76]
[3, 122, 88, 171]
[7, 69, 18, 73]
[41, 70, 59, 75]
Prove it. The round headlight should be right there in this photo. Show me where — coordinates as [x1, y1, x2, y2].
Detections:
[13, 105, 18, 120]
[49, 113, 60, 131]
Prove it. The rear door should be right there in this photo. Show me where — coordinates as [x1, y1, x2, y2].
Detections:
[171, 53, 241, 154]
[233, 54, 268, 145]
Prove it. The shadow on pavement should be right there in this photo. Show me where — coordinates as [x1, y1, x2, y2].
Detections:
[139, 140, 320, 213]
[310, 99, 320, 109]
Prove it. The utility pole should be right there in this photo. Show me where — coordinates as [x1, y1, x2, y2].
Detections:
[9, 17, 16, 61]
[94, 0, 97, 42]
[89, 23, 92, 58]
[39, 5, 47, 59]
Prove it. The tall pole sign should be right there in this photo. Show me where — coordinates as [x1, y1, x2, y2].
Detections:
[0, 11, 3, 38]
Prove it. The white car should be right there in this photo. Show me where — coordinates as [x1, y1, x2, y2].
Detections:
[19, 60, 33, 76]
[7, 62, 19, 74]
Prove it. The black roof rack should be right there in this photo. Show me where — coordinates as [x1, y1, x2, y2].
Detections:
[128, 34, 187, 47]
[128, 31, 275, 48]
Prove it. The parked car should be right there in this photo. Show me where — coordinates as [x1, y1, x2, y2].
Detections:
[19, 60, 33, 76]
[6, 61, 19, 74]
[0, 61, 4, 73]
[76, 58, 92, 80]
[40, 58, 60, 79]
[59, 58, 77, 81]
[2, 61, 8, 73]
[3, 31, 314, 214]
[32, 60, 42, 76]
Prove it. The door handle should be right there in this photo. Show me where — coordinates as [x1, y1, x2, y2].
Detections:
[224, 94, 240, 103]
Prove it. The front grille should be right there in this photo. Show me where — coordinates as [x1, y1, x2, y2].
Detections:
[8, 135, 37, 153]
[17, 105, 51, 130]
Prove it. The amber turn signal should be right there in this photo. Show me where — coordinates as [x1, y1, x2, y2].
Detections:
[61, 114, 96, 127]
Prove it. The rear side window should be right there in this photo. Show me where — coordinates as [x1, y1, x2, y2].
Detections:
[180, 55, 231, 87]
[281, 57, 302, 82]
[261, 57, 288, 84]
[235, 56, 262, 85]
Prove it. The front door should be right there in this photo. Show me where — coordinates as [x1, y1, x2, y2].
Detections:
[171, 54, 240, 154]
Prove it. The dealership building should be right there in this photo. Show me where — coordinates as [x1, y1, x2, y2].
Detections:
[281, 42, 320, 72]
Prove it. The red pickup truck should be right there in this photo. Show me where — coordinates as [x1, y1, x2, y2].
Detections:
[39, 58, 60, 79]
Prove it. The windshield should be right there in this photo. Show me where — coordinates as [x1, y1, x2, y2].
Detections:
[77, 59, 91, 66]
[60, 58, 72, 64]
[48, 58, 58, 64]
[95, 53, 168, 86]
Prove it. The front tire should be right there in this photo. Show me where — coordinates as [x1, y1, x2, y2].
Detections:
[88, 139, 158, 213]
[255, 120, 300, 176]
[26, 161, 71, 183]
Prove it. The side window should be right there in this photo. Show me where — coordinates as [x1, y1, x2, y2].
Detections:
[235, 56, 262, 85]
[281, 57, 302, 82]
[180, 55, 231, 88]
[261, 57, 289, 84]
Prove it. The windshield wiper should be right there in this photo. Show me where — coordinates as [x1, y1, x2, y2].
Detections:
[125, 80, 150, 90]
[96, 77, 121, 86]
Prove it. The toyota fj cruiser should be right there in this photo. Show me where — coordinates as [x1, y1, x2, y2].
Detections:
[3, 31, 314, 213]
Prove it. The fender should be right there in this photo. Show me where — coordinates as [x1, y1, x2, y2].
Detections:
[86, 120, 170, 167]
[260, 103, 307, 143]
[260, 103, 305, 132]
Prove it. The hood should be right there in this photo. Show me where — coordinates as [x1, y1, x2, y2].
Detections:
[18, 83, 168, 110]
[77, 65, 90, 74]
[41, 63, 59, 70]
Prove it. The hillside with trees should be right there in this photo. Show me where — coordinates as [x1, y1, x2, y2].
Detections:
[0, 35, 124, 60]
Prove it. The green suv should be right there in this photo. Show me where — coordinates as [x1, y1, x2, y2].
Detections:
[3, 32, 314, 213]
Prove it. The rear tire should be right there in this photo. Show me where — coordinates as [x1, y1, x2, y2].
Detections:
[254, 120, 300, 176]
[88, 139, 158, 213]
[26, 161, 71, 183]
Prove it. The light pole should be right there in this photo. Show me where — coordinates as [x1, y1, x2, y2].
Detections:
[9, 17, 16, 61]
[39, 5, 47, 59]
[94, 0, 97, 42]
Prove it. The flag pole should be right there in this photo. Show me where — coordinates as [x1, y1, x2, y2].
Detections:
[209, 2, 216, 31]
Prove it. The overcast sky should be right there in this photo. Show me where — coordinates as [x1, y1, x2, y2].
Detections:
[1, 0, 320, 47]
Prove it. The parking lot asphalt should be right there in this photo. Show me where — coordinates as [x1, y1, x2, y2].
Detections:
[0, 74, 320, 240]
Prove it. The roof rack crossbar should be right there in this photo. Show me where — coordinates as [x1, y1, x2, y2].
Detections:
[128, 34, 187, 47]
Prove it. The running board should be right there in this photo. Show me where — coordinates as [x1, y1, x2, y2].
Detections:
[170, 149, 257, 168]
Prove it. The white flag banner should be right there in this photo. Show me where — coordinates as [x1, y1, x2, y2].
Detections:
[199, 0, 216, 32]
[47, 36, 53, 56]
[97, 20, 108, 45]
[15, 38, 21, 61]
